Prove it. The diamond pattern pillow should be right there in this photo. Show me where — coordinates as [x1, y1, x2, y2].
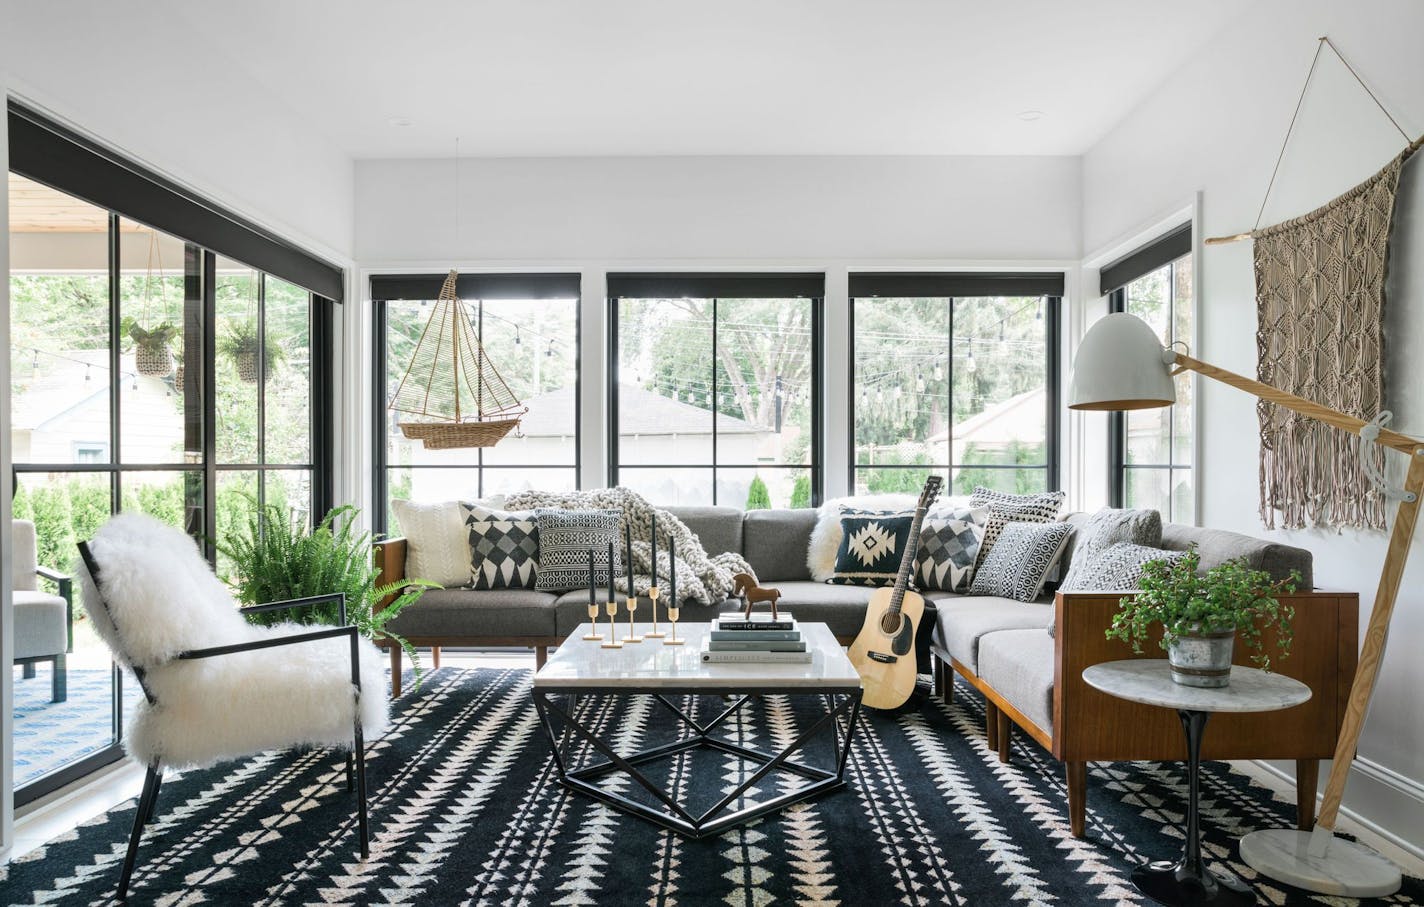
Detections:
[533, 509, 623, 593]
[1059, 508, 1163, 592]
[970, 487, 1066, 568]
[915, 506, 990, 593]
[467, 519, 540, 590]
[828, 511, 914, 586]
[969, 520, 1076, 602]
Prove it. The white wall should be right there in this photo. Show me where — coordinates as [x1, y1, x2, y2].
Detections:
[356, 155, 1081, 263]
[1, 2, 354, 262]
[1082, 0, 1424, 854]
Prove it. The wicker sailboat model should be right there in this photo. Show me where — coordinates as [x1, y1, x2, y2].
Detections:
[387, 270, 527, 449]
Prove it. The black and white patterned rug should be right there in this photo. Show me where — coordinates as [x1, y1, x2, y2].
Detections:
[4, 667, 1421, 906]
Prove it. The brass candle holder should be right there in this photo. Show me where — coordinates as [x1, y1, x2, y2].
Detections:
[623, 594, 643, 644]
[644, 586, 666, 639]
[583, 600, 603, 641]
[601, 600, 623, 649]
[664, 604, 683, 645]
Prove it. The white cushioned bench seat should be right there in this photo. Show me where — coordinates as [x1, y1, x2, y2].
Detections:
[930, 596, 1053, 676]
[976, 628, 1055, 734]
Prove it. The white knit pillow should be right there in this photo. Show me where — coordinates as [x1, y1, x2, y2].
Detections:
[390, 499, 470, 588]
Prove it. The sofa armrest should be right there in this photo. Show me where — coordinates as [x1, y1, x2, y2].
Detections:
[373, 538, 408, 610]
[1052, 590, 1358, 763]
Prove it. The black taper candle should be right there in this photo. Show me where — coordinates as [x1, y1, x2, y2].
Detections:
[669, 534, 677, 604]
[607, 541, 616, 603]
[587, 548, 596, 606]
[650, 513, 658, 586]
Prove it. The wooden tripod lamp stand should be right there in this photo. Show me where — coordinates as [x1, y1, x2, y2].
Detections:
[1071, 312, 1421, 898]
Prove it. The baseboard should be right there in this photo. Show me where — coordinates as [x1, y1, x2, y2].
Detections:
[1252, 757, 1424, 863]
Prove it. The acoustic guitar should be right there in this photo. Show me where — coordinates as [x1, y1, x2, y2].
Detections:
[847, 475, 943, 709]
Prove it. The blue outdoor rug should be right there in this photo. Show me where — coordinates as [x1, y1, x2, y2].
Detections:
[2, 666, 1420, 905]
[12, 666, 140, 788]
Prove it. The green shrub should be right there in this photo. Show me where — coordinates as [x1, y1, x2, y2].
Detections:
[745, 476, 772, 510]
[789, 473, 812, 509]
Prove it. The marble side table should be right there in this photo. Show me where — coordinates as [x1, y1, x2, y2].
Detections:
[1083, 659, 1311, 907]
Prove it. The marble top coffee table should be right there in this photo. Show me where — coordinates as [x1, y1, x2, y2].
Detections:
[534, 621, 863, 838]
[1084, 659, 1311, 907]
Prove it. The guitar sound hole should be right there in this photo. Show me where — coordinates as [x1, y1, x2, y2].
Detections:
[879, 613, 901, 635]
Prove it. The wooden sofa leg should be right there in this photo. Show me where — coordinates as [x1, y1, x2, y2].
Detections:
[942, 662, 954, 702]
[1066, 761, 1087, 838]
[535, 646, 547, 670]
[1296, 758, 1319, 830]
[932, 658, 945, 698]
[996, 711, 1012, 763]
[431, 646, 441, 670]
[985, 700, 1000, 751]
[389, 646, 403, 699]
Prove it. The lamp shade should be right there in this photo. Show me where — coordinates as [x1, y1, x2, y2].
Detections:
[1069, 312, 1177, 411]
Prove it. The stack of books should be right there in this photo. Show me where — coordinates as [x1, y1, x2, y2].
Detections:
[701, 613, 810, 664]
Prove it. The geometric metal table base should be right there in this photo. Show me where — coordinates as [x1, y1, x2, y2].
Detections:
[534, 688, 862, 839]
[1240, 828, 1402, 898]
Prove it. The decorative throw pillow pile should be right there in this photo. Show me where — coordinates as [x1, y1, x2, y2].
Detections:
[970, 487, 1066, 567]
[915, 506, 990, 593]
[1058, 507, 1163, 592]
[968, 521, 1076, 602]
[533, 508, 624, 593]
[829, 509, 915, 586]
[466, 519, 540, 590]
[390, 499, 473, 588]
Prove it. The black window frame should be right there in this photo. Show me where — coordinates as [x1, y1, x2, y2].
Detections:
[847, 273, 1064, 497]
[370, 274, 583, 535]
[7, 116, 335, 806]
[606, 273, 825, 508]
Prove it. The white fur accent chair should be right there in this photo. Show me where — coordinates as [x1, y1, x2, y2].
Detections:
[76, 513, 388, 900]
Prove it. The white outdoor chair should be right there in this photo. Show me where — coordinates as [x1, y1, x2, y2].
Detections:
[12, 519, 71, 703]
[76, 512, 388, 901]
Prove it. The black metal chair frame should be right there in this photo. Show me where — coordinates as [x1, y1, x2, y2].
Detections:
[14, 564, 73, 703]
[76, 541, 369, 902]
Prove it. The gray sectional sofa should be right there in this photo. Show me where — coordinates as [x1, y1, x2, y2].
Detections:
[374, 503, 1358, 840]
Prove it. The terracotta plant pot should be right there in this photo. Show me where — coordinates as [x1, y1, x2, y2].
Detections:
[1167, 627, 1235, 688]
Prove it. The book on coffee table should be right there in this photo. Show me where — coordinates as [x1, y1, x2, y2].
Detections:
[707, 639, 807, 652]
[702, 650, 813, 664]
[715, 613, 796, 632]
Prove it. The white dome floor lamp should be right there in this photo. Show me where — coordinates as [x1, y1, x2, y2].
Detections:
[1070, 313, 1423, 898]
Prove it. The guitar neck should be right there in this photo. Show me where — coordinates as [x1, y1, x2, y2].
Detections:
[887, 499, 933, 617]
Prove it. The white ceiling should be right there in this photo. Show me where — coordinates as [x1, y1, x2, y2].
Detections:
[160, 0, 1243, 159]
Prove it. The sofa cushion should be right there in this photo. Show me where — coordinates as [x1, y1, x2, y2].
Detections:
[969, 521, 1075, 602]
[385, 588, 558, 638]
[743, 508, 817, 582]
[467, 518, 540, 590]
[1059, 508, 1162, 592]
[14, 591, 68, 659]
[916, 506, 989, 593]
[830, 511, 915, 586]
[667, 506, 744, 559]
[760, 581, 877, 637]
[390, 499, 471, 588]
[978, 628, 1055, 733]
[970, 487, 1066, 567]
[1161, 523, 1313, 588]
[552, 589, 734, 637]
[931, 596, 1053, 675]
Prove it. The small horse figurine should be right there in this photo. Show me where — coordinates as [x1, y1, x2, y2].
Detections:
[732, 572, 782, 621]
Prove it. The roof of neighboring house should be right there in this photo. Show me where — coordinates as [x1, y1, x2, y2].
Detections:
[926, 387, 1045, 445]
[516, 382, 765, 437]
[11, 350, 174, 431]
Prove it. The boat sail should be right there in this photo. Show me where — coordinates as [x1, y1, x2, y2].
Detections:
[387, 270, 527, 449]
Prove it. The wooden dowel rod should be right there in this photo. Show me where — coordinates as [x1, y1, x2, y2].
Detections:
[1174, 353, 1423, 455]
[1204, 232, 1254, 245]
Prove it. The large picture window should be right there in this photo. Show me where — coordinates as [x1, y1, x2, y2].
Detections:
[1103, 225, 1195, 522]
[608, 273, 823, 509]
[850, 273, 1063, 497]
[371, 273, 581, 534]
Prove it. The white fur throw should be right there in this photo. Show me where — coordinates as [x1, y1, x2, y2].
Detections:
[76, 513, 389, 769]
[505, 487, 755, 605]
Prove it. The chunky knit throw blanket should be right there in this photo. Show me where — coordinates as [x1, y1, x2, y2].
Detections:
[505, 487, 755, 606]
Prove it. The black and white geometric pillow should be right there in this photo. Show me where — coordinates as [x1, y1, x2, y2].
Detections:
[533, 509, 623, 593]
[467, 519, 540, 590]
[1069, 542, 1184, 591]
[968, 520, 1076, 603]
[970, 487, 1066, 568]
[1059, 508, 1163, 592]
[829, 511, 914, 587]
[915, 506, 989, 593]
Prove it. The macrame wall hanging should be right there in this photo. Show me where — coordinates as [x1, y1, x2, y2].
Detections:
[1207, 37, 1424, 531]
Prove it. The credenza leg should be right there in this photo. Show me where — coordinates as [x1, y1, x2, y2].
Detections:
[1066, 761, 1087, 839]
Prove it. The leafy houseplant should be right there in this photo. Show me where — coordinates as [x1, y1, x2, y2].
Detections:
[217, 501, 436, 686]
[1106, 547, 1299, 686]
[219, 320, 284, 383]
[126, 319, 180, 377]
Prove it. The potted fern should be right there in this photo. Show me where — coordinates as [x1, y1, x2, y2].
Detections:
[127, 319, 180, 377]
[217, 501, 436, 687]
[220, 320, 284, 383]
[1106, 547, 1299, 687]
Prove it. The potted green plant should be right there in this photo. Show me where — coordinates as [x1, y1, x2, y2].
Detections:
[219, 320, 284, 383]
[126, 319, 180, 377]
[1106, 547, 1299, 687]
[217, 501, 437, 687]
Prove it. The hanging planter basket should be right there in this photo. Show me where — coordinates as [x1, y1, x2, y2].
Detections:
[136, 344, 174, 377]
[388, 270, 526, 450]
[236, 350, 260, 384]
